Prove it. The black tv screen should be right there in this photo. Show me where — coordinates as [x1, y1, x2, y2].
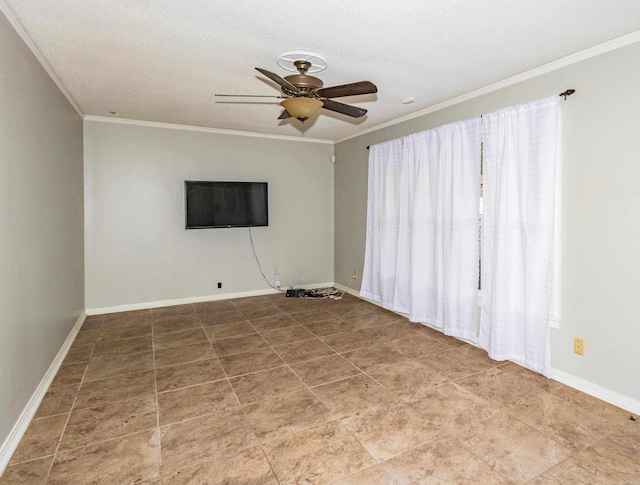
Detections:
[185, 181, 268, 229]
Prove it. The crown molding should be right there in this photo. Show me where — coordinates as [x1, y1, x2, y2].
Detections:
[336, 30, 640, 144]
[83, 116, 334, 145]
[0, 0, 83, 118]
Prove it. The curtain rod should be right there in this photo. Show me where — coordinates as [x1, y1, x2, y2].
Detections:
[366, 89, 576, 149]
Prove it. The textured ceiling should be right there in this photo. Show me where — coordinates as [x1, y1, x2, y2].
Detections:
[3, 0, 640, 141]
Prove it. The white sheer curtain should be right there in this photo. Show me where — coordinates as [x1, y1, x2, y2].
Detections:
[479, 96, 559, 377]
[361, 119, 481, 340]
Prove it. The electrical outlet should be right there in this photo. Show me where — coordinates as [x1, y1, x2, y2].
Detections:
[574, 337, 584, 355]
[353, 270, 358, 280]
[274, 273, 281, 287]
[217, 282, 222, 289]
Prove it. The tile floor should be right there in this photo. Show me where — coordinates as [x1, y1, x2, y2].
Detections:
[2, 293, 639, 484]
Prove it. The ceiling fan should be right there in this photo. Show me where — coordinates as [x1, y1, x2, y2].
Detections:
[216, 59, 377, 123]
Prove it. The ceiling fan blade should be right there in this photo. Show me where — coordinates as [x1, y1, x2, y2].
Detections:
[321, 99, 367, 118]
[255, 67, 301, 95]
[215, 94, 284, 98]
[278, 109, 292, 120]
[316, 81, 377, 99]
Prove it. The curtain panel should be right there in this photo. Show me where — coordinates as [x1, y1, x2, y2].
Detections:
[479, 96, 559, 376]
[361, 119, 481, 340]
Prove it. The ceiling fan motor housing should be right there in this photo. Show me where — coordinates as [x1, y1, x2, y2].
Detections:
[284, 60, 324, 92]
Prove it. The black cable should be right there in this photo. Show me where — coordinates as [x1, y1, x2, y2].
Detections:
[248, 227, 284, 292]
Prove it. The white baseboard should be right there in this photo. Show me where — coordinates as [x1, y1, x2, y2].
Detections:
[550, 368, 640, 415]
[0, 311, 86, 475]
[337, 284, 640, 416]
[86, 282, 336, 315]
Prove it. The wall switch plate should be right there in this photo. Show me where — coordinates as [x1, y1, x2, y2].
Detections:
[574, 337, 584, 355]
[274, 273, 281, 287]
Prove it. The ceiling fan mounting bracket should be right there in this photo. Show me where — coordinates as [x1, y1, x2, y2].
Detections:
[277, 51, 327, 73]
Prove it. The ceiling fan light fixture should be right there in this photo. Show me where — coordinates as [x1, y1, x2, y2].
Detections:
[280, 97, 323, 122]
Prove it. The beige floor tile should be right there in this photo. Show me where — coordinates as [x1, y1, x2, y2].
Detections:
[242, 389, 333, 442]
[259, 325, 315, 346]
[10, 294, 636, 485]
[155, 358, 226, 392]
[98, 323, 152, 342]
[158, 380, 238, 425]
[273, 337, 336, 364]
[456, 366, 549, 410]
[152, 328, 208, 350]
[303, 318, 356, 337]
[193, 299, 236, 313]
[0, 456, 53, 484]
[48, 429, 161, 484]
[415, 346, 492, 381]
[50, 363, 86, 387]
[203, 321, 255, 340]
[154, 342, 215, 368]
[386, 334, 448, 359]
[552, 384, 635, 422]
[455, 343, 508, 366]
[9, 414, 68, 464]
[367, 361, 448, 403]
[312, 374, 397, 419]
[529, 451, 629, 484]
[586, 424, 640, 481]
[74, 370, 155, 409]
[263, 420, 375, 484]
[382, 436, 511, 484]
[34, 383, 79, 418]
[219, 347, 285, 376]
[230, 366, 305, 404]
[151, 315, 202, 335]
[211, 333, 268, 357]
[290, 354, 361, 387]
[162, 446, 277, 484]
[321, 327, 391, 353]
[93, 335, 153, 356]
[70, 329, 101, 346]
[510, 391, 612, 451]
[289, 309, 336, 324]
[410, 381, 501, 432]
[198, 309, 245, 326]
[239, 304, 286, 320]
[152, 304, 195, 317]
[84, 351, 154, 381]
[102, 309, 153, 327]
[424, 330, 467, 348]
[232, 296, 272, 308]
[344, 312, 397, 330]
[331, 465, 396, 485]
[328, 302, 379, 320]
[80, 315, 104, 330]
[460, 413, 571, 483]
[272, 298, 322, 313]
[341, 344, 409, 372]
[160, 408, 257, 470]
[341, 401, 445, 461]
[62, 343, 94, 365]
[248, 314, 299, 331]
[59, 394, 157, 450]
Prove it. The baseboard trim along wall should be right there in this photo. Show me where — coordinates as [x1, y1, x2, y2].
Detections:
[86, 282, 336, 315]
[0, 312, 86, 475]
[333, 283, 640, 416]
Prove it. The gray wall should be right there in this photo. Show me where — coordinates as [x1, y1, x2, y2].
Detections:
[335, 41, 640, 404]
[84, 121, 334, 310]
[0, 11, 84, 445]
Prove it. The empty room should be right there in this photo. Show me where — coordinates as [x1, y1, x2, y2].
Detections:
[1, 1, 640, 483]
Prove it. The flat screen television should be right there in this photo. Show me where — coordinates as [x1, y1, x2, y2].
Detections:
[185, 181, 268, 229]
